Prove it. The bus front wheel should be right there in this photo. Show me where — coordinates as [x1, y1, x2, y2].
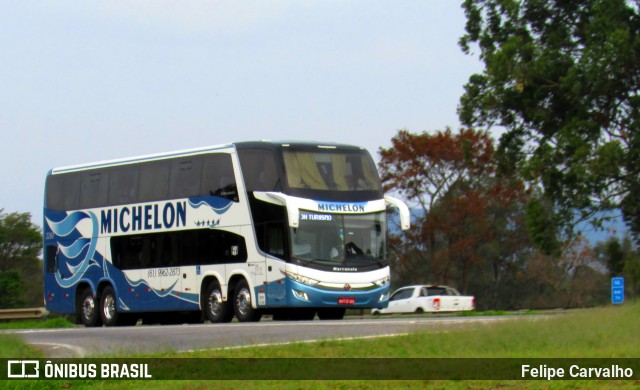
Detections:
[204, 281, 233, 323]
[233, 279, 262, 322]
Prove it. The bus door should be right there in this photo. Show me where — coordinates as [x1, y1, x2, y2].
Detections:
[257, 222, 288, 307]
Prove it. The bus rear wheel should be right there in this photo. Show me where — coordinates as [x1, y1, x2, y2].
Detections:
[100, 285, 135, 327]
[204, 281, 233, 323]
[79, 288, 102, 327]
[233, 279, 262, 322]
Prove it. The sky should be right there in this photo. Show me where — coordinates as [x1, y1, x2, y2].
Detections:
[1, 1, 483, 226]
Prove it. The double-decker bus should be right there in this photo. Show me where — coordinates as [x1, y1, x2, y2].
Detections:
[43, 141, 410, 326]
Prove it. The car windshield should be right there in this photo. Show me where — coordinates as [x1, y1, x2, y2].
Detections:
[290, 211, 386, 269]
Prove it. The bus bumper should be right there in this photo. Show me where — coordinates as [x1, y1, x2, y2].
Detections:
[282, 278, 390, 309]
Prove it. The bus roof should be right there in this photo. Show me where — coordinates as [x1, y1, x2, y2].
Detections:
[49, 140, 368, 175]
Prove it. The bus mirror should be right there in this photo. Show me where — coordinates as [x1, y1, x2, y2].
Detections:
[384, 195, 410, 231]
[253, 191, 301, 228]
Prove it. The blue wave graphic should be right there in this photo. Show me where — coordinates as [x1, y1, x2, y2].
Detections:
[58, 238, 91, 259]
[52, 211, 100, 288]
[124, 273, 180, 298]
[188, 196, 233, 215]
[122, 273, 198, 304]
[46, 211, 90, 238]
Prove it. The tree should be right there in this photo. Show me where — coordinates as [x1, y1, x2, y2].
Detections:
[0, 271, 26, 308]
[0, 210, 43, 308]
[379, 128, 504, 291]
[0, 210, 42, 272]
[459, 0, 640, 243]
[595, 236, 640, 298]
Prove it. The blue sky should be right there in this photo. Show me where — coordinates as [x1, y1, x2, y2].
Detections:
[1, 1, 482, 225]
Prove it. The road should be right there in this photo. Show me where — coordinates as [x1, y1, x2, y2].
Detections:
[2, 315, 536, 357]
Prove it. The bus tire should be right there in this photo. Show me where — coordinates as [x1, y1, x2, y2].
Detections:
[233, 279, 262, 322]
[317, 308, 346, 320]
[204, 281, 233, 323]
[100, 285, 120, 327]
[78, 287, 102, 327]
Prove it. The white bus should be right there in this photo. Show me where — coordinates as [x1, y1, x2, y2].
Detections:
[43, 141, 409, 326]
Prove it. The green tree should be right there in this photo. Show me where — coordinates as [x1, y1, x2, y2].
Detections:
[595, 236, 640, 298]
[0, 210, 43, 308]
[459, 0, 640, 243]
[0, 271, 26, 308]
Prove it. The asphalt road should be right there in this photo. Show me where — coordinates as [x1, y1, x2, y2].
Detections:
[3, 315, 533, 357]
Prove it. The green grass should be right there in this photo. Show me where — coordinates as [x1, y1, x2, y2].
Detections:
[0, 317, 75, 330]
[149, 303, 636, 359]
[0, 334, 44, 358]
[2, 302, 639, 389]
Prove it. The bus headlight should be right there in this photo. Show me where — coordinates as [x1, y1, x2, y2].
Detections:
[281, 270, 319, 286]
[374, 276, 390, 287]
[293, 289, 310, 301]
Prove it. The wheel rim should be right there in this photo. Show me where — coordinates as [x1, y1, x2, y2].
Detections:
[236, 288, 251, 316]
[82, 296, 95, 320]
[103, 294, 116, 321]
[208, 289, 223, 318]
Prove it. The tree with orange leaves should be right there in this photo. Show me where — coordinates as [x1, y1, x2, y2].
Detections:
[379, 128, 528, 294]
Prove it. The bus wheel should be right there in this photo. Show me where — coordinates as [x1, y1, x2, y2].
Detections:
[317, 308, 346, 320]
[233, 280, 262, 322]
[100, 286, 120, 327]
[204, 281, 232, 323]
[79, 288, 102, 327]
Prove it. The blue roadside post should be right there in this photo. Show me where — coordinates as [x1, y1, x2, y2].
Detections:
[611, 277, 624, 304]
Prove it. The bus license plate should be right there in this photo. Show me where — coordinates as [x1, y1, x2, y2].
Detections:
[338, 297, 355, 305]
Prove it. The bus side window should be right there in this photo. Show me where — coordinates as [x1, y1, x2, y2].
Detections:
[45, 245, 58, 274]
[80, 171, 108, 209]
[237, 149, 279, 192]
[201, 154, 239, 202]
[109, 166, 139, 205]
[139, 161, 169, 203]
[170, 158, 203, 199]
[198, 229, 247, 264]
[179, 230, 198, 266]
[46, 173, 81, 211]
[111, 235, 144, 270]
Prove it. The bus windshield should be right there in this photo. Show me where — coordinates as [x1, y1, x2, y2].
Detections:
[290, 211, 386, 269]
[283, 149, 381, 192]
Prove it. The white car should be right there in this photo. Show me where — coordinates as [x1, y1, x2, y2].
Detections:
[372, 285, 475, 314]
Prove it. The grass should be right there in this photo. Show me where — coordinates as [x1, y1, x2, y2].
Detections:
[1, 302, 639, 389]
[0, 317, 75, 330]
[0, 334, 44, 358]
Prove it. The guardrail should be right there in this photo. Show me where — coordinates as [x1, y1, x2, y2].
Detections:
[0, 307, 46, 320]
